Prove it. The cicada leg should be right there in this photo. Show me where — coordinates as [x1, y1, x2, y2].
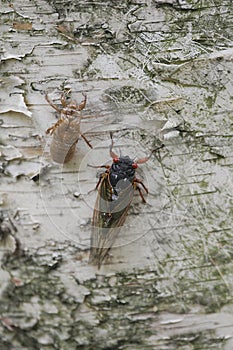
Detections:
[77, 93, 87, 111]
[134, 178, 148, 194]
[46, 118, 65, 135]
[134, 178, 148, 203]
[136, 185, 147, 203]
[45, 94, 62, 113]
[88, 165, 111, 169]
[86, 170, 109, 195]
[81, 133, 92, 148]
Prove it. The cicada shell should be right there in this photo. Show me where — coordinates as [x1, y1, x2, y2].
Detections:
[89, 133, 164, 268]
[45, 91, 92, 163]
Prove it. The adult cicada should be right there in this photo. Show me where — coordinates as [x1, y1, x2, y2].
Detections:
[89, 132, 164, 268]
[45, 90, 92, 163]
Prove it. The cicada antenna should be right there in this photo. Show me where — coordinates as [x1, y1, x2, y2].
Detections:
[109, 131, 118, 159]
[136, 144, 165, 164]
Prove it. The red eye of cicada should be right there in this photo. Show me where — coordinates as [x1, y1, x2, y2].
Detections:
[132, 163, 138, 169]
[113, 157, 119, 163]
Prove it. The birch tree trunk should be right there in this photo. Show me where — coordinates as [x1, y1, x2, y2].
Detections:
[0, 0, 233, 349]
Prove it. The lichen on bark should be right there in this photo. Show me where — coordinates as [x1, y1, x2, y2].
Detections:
[1, 0, 233, 349]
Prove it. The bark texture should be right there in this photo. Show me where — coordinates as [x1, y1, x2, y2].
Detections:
[0, 0, 233, 349]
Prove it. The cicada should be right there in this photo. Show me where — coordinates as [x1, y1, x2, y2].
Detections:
[45, 90, 92, 163]
[89, 133, 164, 268]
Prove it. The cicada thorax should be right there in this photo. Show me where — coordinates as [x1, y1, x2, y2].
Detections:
[50, 113, 82, 163]
[103, 156, 136, 216]
[109, 156, 136, 190]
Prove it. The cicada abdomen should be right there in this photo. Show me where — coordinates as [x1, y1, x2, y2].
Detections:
[89, 133, 164, 268]
[45, 91, 92, 163]
[49, 117, 80, 163]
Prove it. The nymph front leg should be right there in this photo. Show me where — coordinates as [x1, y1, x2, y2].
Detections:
[46, 118, 65, 135]
[45, 94, 62, 113]
[77, 93, 87, 111]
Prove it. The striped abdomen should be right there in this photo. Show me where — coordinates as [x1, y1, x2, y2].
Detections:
[50, 117, 81, 163]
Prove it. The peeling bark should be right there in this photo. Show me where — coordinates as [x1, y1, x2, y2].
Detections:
[1, 0, 233, 349]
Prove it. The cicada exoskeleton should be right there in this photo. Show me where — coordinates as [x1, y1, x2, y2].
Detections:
[45, 90, 92, 163]
[89, 133, 164, 268]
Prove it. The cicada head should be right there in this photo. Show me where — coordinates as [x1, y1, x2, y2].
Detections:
[63, 102, 81, 117]
[109, 156, 137, 189]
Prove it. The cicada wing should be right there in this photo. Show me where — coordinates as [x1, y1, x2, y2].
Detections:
[89, 175, 134, 268]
